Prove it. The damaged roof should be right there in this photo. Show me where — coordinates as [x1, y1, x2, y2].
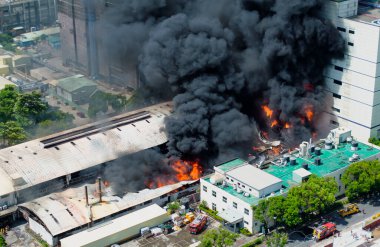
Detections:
[20, 181, 194, 236]
[0, 102, 172, 197]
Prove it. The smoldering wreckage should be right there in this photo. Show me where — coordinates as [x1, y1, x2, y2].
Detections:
[0, 0, 348, 245]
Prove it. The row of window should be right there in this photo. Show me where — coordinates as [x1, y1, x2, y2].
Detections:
[337, 26, 355, 34]
[203, 185, 250, 215]
[226, 177, 251, 191]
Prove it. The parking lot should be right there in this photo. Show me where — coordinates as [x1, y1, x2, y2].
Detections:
[122, 217, 220, 247]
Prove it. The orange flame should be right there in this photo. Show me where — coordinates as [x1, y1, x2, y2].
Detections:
[146, 160, 202, 189]
[284, 122, 292, 129]
[271, 146, 281, 155]
[305, 105, 314, 122]
[271, 120, 278, 128]
[262, 105, 273, 118]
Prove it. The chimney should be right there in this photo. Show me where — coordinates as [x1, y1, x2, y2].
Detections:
[85, 185, 89, 206]
[98, 177, 102, 203]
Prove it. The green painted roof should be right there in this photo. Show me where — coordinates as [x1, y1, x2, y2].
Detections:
[57, 75, 97, 93]
[204, 141, 380, 206]
[215, 158, 246, 172]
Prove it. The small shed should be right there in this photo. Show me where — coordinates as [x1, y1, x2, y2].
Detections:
[292, 168, 312, 183]
[56, 75, 97, 104]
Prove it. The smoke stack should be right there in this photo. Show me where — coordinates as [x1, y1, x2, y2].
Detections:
[85, 185, 89, 206]
[98, 177, 102, 203]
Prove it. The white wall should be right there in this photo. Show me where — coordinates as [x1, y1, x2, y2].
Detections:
[29, 217, 55, 246]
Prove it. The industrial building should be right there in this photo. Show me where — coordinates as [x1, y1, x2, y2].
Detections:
[0, 0, 57, 33]
[59, 204, 170, 247]
[58, 0, 139, 89]
[200, 127, 380, 233]
[0, 102, 172, 228]
[20, 182, 195, 246]
[55, 74, 97, 104]
[14, 26, 60, 47]
[324, 0, 380, 141]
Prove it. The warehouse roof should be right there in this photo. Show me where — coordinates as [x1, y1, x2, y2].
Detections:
[56, 74, 97, 92]
[59, 203, 169, 247]
[20, 181, 192, 236]
[17, 27, 60, 43]
[0, 102, 172, 197]
[226, 165, 282, 190]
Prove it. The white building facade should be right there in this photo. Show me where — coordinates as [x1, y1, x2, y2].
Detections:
[324, 0, 380, 142]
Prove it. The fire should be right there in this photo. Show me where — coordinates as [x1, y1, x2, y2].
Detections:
[271, 146, 281, 155]
[305, 105, 314, 122]
[284, 122, 292, 129]
[271, 120, 278, 128]
[262, 105, 273, 118]
[146, 160, 202, 189]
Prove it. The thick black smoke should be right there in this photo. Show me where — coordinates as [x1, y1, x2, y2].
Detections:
[99, 0, 345, 192]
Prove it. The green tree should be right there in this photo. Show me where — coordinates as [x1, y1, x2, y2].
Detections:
[0, 234, 6, 247]
[342, 160, 380, 200]
[14, 91, 48, 126]
[0, 85, 19, 121]
[88, 91, 108, 118]
[0, 33, 15, 52]
[200, 227, 238, 247]
[167, 201, 180, 214]
[287, 175, 337, 219]
[0, 121, 27, 146]
[252, 196, 285, 231]
[282, 197, 303, 228]
[108, 94, 127, 113]
[266, 232, 288, 247]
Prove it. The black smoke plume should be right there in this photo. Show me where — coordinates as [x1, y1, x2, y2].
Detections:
[99, 0, 345, 192]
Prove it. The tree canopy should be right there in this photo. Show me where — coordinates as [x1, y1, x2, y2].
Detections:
[88, 91, 128, 118]
[0, 234, 6, 247]
[342, 160, 380, 200]
[0, 85, 74, 146]
[266, 232, 288, 247]
[253, 175, 338, 229]
[200, 227, 239, 247]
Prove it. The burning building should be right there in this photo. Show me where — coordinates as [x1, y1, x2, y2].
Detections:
[200, 127, 380, 233]
[0, 102, 180, 227]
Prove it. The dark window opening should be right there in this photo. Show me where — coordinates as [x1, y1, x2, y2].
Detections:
[54, 146, 60, 150]
[334, 66, 343, 72]
[70, 141, 76, 146]
[333, 93, 341, 99]
[330, 120, 339, 126]
[337, 27, 346, 32]
[332, 107, 341, 113]
[349, 30, 355, 34]
[333, 79, 342, 85]
[348, 42, 354, 46]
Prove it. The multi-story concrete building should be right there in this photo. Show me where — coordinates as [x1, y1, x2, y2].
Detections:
[58, 0, 138, 90]
[200, 127, 380, 233]
[0, 0, 57, 33]
[324, 0, 380, 141]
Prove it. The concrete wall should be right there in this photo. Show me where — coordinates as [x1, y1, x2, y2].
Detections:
[200, 179, 257, 233]
[29, 217, 55, 246]
[323, 6, 380, 141]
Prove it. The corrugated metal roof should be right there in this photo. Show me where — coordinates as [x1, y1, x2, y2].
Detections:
[56, 75, 97, 92]
[0, 102, 172, 197]
[20, 181, 194, 236]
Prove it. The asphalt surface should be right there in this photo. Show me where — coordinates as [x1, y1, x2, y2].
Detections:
[287, 196, 380, 247]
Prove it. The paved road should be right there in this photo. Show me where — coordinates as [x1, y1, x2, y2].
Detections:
[287, 196, 380, 247]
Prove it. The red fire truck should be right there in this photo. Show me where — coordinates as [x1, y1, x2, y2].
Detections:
[189, 215, 207, 234]
[313, 222, 337, 241]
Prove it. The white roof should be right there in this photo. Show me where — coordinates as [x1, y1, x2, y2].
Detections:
[0, 76, 16, 89]
[0, 102, 172, 197]
[20, 180, 193, 236]
[293, 168, 312, 178]
[226, 165, 282, 190]
[60, 204, 169, 247]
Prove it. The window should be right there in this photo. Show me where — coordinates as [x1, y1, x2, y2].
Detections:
[238, 182, 241, 185]
[226, 177, 230, 180]
[349, 30, 355, 34]
[337, 27, 346, 32]
[244, 221, 249, 225]
[333, 93, 341, 99]
[333, 79, 342, 85]
[143, 200, 152, 205]
[203, 185, 207, 192]
[212, 203, 216, 211]
[223, 196, 227, 203]
[339, 174, 342, 179]
[334, 65, 343, 72]
[233, 202, 237, 209]
[332, 107, 340, 113]
[212, 191, 216, 197]
[348, 42, 354, 46]
[249, 188, 252, 191]
[244, 208, 249, 215]
[330, 120, 339, 126]
[339, 185, 341, 191]
[242, 185, 245, 188]
[231, 179, 234, 182]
